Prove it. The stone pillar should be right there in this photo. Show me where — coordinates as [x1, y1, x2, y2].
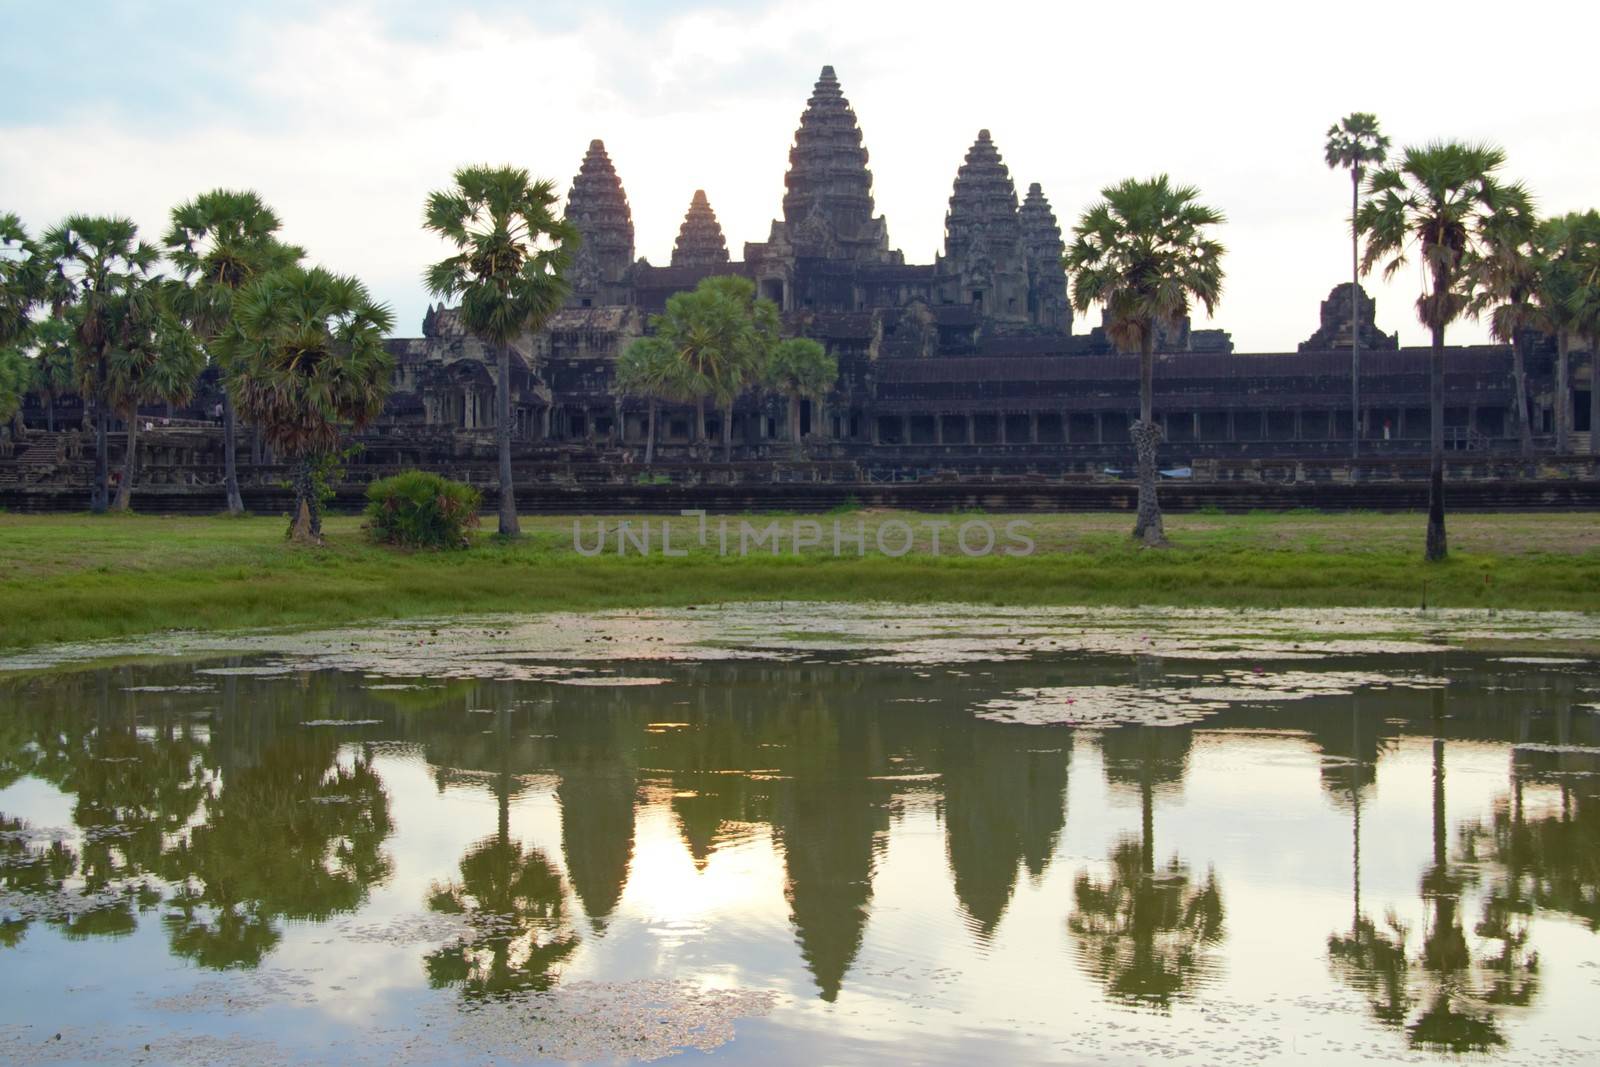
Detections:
[1226, 410, 1236, 442]
[1192, 411, 1200, 442]
[935, 414, 944, 445]
[901, 415, 910, 446]
[1293, 409, 1304, 441]
[965, 414, 974, 444]
[999, 414, 1008, 445]
[1095, 413, 1104, 445]
[1029, 413, 1039, 444]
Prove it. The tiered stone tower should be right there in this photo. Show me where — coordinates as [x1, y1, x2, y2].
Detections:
[565, 139, 635, 306]
[1019, 183, 1072, 332]
[777, 66, 896, 263]
[939, 130, 1029, 324]
[670, 190, 730, 271]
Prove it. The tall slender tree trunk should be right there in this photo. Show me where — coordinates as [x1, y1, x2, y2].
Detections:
[1139, 771, 1155, 878]
[495, 343, 520, 537]
[696, 398, 707, 445]
[1555, 331, 1570, 454]
[44, 395, 54, 433]
[289, 455, 318, 544]
[90, 357, 109, 514]
[1426, 324, 1448, 561]
[790, 393, 802, 445]
[722, 401, 734, 463]
[222, 385, 244, 515]
[1511, 333, 1533, 458]
[114, 409, 136, 511]
[1350, 168, 1362, 461]
[1131, 328, 1166, 546]
[645, 399, 657, 465]
[1350, 703, 1362, 929]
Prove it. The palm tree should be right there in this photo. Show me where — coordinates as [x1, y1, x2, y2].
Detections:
[40, 217, 165, 513]
[1358, 143, 1527, 561]
[228, 266, 393, 543]
[0, 215, 43, 431]
[649, 275, 780, 462]
[614, 335, 693, 464]
[1535, 215, 1585, 454]
[1, 212, 43, 347]
[107, 286, 204, 510]
[762, 337, 837, 445]
[166, 190, 303, 515]
[27, 319, 76, 432]
[423, 166, 576, 537]
[1468, 196, 1542, 457]
[1555, 209, 1600, 458]
[1326, 114, 1390, 459]
[1066, 176, 1226, 546]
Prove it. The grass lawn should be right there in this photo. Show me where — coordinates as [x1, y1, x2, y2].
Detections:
[1, 509, 1597, 651]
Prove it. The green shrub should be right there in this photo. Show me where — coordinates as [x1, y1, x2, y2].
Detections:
[364, 470, 481, 549]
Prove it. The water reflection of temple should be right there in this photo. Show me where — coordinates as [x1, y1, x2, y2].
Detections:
[2, 656, 1596, 1047]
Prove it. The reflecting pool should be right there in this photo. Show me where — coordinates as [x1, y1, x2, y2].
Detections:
[1, 606, 1598, 1064]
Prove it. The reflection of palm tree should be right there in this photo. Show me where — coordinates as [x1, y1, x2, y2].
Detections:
[425, 836, 578, 999]
[1069, 727, 1224, 1009]
[426, 702, 579, 999]
[1327, 701, 1412, 1026]
[1329, 731, 1540, 1054]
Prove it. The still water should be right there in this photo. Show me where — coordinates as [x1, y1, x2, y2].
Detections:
[1, 606, 1597, 1065]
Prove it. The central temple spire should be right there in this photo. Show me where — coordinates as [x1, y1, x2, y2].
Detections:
[671, 189, 730, 271]
[564, 139, 635, 302]
[779, 65, 896, 263]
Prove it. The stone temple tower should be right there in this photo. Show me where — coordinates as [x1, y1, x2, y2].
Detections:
[565, 139, 635, 306]
[939, 130, 1029, 324]
[670, 190, 730, 271]
[778, 65, 896, 263]
[1019, 182, 1072, 332]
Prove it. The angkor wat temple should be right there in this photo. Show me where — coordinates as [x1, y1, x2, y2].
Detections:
[380, 66, 1589, 462]
[3, 66, 1595, 510]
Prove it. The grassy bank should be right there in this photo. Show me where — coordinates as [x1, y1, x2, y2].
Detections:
[1, 510, 1597, 651]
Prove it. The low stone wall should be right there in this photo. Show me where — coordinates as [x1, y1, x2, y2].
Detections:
[6, 478, 1600, 515]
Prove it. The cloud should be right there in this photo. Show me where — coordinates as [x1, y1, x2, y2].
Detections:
[3, 0, 1597, 351]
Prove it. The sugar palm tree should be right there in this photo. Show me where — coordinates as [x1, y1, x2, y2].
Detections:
[1326, 114, 1390, 458]
[650, 275, 780, 462]
[1534, 215, 1585, 454]
[762, 337, 837, 445]
[423, 166, 576, 537]
[228, 266, 393, 543]
[27, 318, 76, 432]
[107, 285, 204, 510]
[0, 215, 45, 429]
[166, 190, 304, 515]
[1468, 196, 1541, 457]
[1554, 209, 1600, 458]
[40, 216, 165, 513]
[1357, 143, 1527, 561]
[1066, 176, 1226, 546]
[1, 213, 43, 348]
[614, 335, 694, 464]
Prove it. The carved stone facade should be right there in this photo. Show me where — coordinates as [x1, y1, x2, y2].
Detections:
[565, 139, 635, 308]
[1299, 283, 1399, 353]
[937, 130, 1029, 324]
[671, 190, 729, 271]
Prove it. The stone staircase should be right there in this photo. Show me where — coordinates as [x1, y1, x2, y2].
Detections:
[0, 432, 76, 487]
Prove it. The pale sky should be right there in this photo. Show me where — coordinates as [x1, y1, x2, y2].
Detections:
[5, 0, 1597, 352]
